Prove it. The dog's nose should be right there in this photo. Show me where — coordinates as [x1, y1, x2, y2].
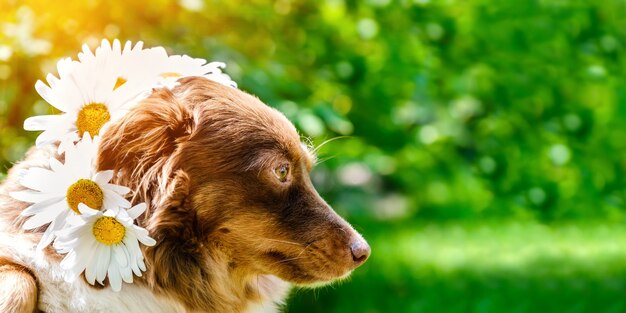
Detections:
[350, 239, 371, 266]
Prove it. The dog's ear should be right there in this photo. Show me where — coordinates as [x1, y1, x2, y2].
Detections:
[144, 168, 194, 251]
[97, 87, 195, 207]
[98, 88, 194, 172]
[156, 169, 190, 210]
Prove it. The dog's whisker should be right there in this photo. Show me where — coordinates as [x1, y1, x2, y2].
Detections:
[312, 136, 351, 154]
[262, 238, 303, 247]
[314, 155, 337, 165]
[310, 136, 351, 166]
[268, 242, 314, 266]
[271, 256, 308, 266]
[296, 242, 314, 257]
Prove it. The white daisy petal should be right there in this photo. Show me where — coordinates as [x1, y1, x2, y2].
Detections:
[35, 128, 72, 148]
[122, 41, 132, 53]
[58, 239, 90, 272]
[57, 132, 80, 155]
[56, 57, 78, 79]
[133, 226, 157, 246]
[109, 108, 130, 122]
[113, 244, 128, 268]
[68, 240, 97, 280]
[22, 200, 66, 230]
[77, 203, 100, 216]
[34, 81, 64, 112]
[54, 237, 78, 254]
[86, 244, 104, 285]
[37, 218, 59, 250]
[94, 170, 114, 184]
[123, 236, 143, 277]
[139, 259, 146, 272]
[78, 44, 94, 62]
[21, 197, 64, 216]
[99, 184, 130, 200]
[105, 184, 132, 195]
[120, 264, 133, 284]
[49, 157, 64, 173]
[131, 266, 142, 278]
[141, 236, 156, 247]
[46, 73, 60, 88]
[11, 190, 56, 203]
[73, 233, 96, 255]
[206, 61, 226, 69]
[126, 203, 147, 220]
[103, 190, 131, 209]
[20, 167, 60, 193]
[60, 250, 78, 271]
[36, 210, 69, 250]
[56, 219, 88, 242]
[108, 264, 122, 292]
[24, 114, 62, 131]
[96, 244, 111, 284]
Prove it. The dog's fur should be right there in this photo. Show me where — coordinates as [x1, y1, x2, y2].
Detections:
[0, 77, 370, 312]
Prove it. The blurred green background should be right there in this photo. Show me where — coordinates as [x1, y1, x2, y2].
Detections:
[2, 0, 626, 312]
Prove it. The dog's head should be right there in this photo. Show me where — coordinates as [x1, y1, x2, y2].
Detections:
[97, 77, 369, 300]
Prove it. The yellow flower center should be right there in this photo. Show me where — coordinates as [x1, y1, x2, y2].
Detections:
[76, 103, 110, 138]
[92, 216, 126, 245]
[66, 179, 103, 214]
[160, 72, 182, 78]
[113, 77, 127, 90]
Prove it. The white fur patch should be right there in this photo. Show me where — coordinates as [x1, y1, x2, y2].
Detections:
[244, 275, 291, 313]
[0, 233, 185, 313]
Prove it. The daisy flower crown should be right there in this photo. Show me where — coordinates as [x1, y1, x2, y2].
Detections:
[11, 39, 237, 292]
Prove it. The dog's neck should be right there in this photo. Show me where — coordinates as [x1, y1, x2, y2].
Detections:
[143, 240, 291, 312]
[242, 275, 292, 313]
[229, 267, 292, 313]
[205, 248, 292, 313]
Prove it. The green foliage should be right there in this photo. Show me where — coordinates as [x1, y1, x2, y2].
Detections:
[2, 0, 626, 311]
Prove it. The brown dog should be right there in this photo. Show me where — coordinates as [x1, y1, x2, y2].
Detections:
[0, 77, 370, 312]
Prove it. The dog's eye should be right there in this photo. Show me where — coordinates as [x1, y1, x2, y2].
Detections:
[273, 164, 290, 182]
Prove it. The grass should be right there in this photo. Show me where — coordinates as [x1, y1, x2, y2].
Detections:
[286, 220, 626, 313]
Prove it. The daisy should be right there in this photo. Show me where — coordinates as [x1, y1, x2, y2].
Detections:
[54, 203, 156, 291]
[157, 54, 237, 89]
[24, 39, 162, 152]
[10, 135, 132, 249]
[78, 40, 170, 104]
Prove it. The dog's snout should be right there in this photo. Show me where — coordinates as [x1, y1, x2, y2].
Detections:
[350, 239, 371, 266]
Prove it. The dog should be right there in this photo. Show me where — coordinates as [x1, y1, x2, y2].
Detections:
[0, 76, 370, 312]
